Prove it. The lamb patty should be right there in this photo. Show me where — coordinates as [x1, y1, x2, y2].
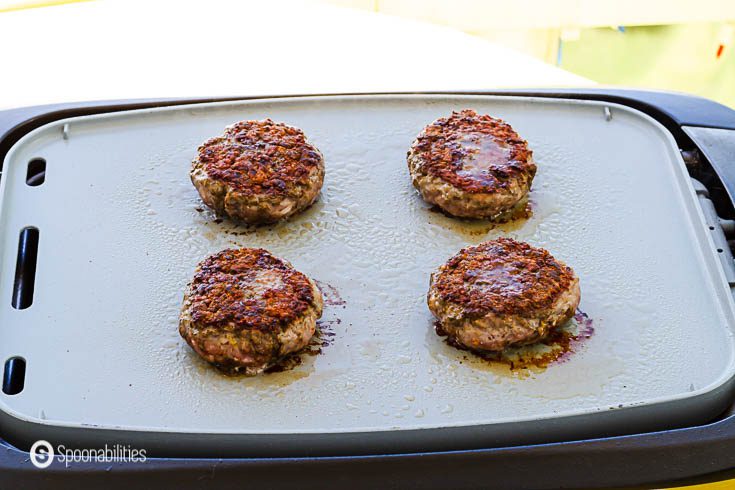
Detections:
[191, 119, 325, 224]
[407, 109, 536, 219]
[428, 238, 580, 352]
[179, 248, 323, 374]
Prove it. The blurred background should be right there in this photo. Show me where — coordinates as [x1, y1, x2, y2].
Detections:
[0, 0, 733, 109]
[328, 0, 735, 108]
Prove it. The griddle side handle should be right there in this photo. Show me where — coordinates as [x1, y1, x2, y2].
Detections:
[694, 182, 735, 287]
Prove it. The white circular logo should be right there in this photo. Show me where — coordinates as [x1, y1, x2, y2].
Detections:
[30, 440, 54, 469]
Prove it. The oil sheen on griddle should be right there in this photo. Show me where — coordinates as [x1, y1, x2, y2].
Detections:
[436, 310, 594, 372]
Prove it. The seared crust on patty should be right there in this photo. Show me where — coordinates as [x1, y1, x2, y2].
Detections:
[408, 110, 536, 219]
[179, 248, 323, 374]
[428, 238, 580, 352]
[191, 119, 325, 224]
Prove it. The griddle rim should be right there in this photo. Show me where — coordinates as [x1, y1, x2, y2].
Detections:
[0, 89, 734, 489]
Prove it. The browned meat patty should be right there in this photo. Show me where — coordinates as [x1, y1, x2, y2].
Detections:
[428, 238, 580, 352]
[191, 119, 325, 224]
[179, 248, 323, 375]
[407, 109, 536, 219]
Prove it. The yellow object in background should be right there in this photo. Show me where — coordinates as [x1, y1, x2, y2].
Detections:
[0, 0, 89, 13]
[676, 482, 735, 489]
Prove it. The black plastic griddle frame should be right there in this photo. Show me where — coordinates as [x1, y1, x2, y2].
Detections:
[1, 89, 735, 490]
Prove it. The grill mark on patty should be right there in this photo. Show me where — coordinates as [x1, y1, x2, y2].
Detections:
[196, 119, 322, 196]
[410, 109, 535, 194]
[188, 248, 316, 331]
[432, 238, 575, 316]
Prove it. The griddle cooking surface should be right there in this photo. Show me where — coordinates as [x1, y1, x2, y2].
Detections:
[0, 95, 733, 455]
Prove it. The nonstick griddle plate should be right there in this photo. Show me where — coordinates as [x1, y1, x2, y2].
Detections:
[0, 95, 733, 457]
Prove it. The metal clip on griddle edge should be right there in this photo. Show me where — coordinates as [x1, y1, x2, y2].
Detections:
[692, 179, 735, 287]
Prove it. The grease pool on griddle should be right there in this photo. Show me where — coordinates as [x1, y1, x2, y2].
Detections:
[437, 309, 594, 375]
[425, 193, 533, 239]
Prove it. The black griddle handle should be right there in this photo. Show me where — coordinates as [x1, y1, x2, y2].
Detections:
[1, 90, 735, 490]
